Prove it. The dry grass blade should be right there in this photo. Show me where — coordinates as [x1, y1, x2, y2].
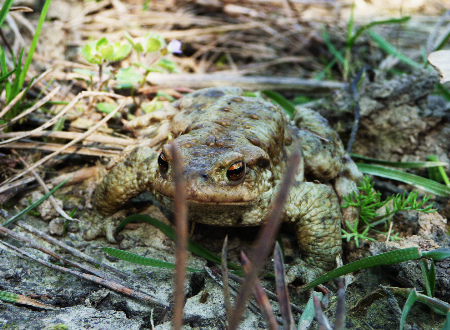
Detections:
[334, 279, 346, 330]
[241, 252, 278, 330]
[0, 240, 171, 308]
[0, 224, 115, 281]
[16, 220, 128, 278]
[170, 142, 188, 330]
[221, 236, 232, 326]
[147, 73, 347, 92]
[0, 131, 132, 146]
[0, 86, 61, 130]
[0, 94, 126, 187]
[313, 294, 332, 330]
[1, 141, 122, 157]
[274, 242, 295, 329]
[12, 149, 76, 221]
[228, 150, 300, 330]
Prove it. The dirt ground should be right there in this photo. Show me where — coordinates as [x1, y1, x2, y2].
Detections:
[1, 0, 450, 329]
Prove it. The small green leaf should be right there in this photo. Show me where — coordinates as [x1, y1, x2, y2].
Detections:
[146, 36, 162, 52]
[97, 102, 118, 114]
[73, 68, 95, 77]
[111, 43, 131, 61]
[116, 67, 143, 85]
[96, 37, 109, 49]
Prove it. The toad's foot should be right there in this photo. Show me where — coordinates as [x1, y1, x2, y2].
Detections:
[83, 211, 126, 243]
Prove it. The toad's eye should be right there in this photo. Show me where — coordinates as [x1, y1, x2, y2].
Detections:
[227, 161, 245, 181]
[158, 152, 169, 174]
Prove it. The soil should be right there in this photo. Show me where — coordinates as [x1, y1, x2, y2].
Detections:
[0, 0, 449, 329]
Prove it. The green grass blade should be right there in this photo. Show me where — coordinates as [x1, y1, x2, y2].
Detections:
[356, 163, 450, 197]
[1, 178, 69, 227]
[442, 311, 450, 330]
[300, 247, 422, 291]
[351, 154, 448, 168]
[400, 289, 418, 330]
[262, 90, 296, 118]
[0, 66, 15, 83]
[323, 30, 345, 65]
[0, 0, 14, 28]
[18, 0, 52, 89]
[367, 29, 423, 69]
[116, 214, 241, 270]
[349, 17, 411, 46]
[101, 247, 202, 272]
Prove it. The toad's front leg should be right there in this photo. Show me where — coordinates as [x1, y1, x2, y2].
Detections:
[284, 181, 342, 281]
[85, 146, 158, 241]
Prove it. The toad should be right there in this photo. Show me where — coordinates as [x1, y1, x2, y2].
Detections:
[91, 87, 362, 278]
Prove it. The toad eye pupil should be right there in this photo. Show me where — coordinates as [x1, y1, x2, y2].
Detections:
[227, 161, 245, 181]
[158, 152, 169, 173]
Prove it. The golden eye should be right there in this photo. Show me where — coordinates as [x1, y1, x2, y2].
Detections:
[158, 152, 169, 174]
[227, 161, 245, 181]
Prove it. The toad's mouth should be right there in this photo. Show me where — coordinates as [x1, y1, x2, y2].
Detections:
[153, 184, 258, 205]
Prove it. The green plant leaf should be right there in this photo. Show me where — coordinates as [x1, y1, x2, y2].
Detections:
[400, 289, 418, 330]
[111, 43, 131, 61]
[72, 68, 95, 77]
[356, 163, 450, 197]
[97, 102, 118, 114]
[116, 67, 143, 85]
[101, 247, 201, 272]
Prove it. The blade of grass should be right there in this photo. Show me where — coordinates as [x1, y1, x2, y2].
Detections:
[262, 90, 296, 118]
[17, 0, 52, 89]
[351, 154, 448, 168]
[0, 0, 14, 28]
[101, 247, 201, 272]
[116, 214, 242, 271]
[356, 163, 450, 197]
[1, 178, 69, 227]
[349, 17, 411, 46]
[323, 30, 345, 65]
[367, 29, 423, 69]
[400, 289, 418, 330]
